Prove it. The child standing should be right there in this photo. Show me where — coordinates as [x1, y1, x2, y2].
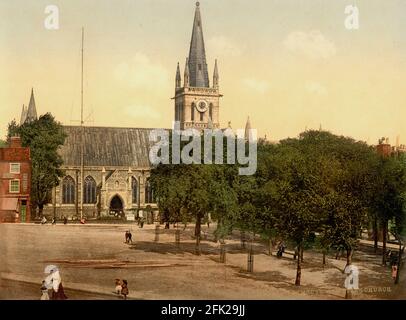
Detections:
[115, 279, 122, 295]
[392, 264, 398, 280]
[121, 280, 129, 300]
[40, 280, 49, 300]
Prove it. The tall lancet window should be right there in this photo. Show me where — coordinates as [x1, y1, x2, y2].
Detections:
[62, 176, 75, 204]
[83, 176, 96, 204]
[200, 112, 204, 121]
[145, 178, 155, 204]
[132, 177, 138, 204]
[191, 103, 195, 121]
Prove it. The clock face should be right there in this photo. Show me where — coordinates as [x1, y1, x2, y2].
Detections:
[196, 100, 208, 112]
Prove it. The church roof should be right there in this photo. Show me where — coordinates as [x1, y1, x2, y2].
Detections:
[188, 2, 210, 88]
[59, 126, 161, 168]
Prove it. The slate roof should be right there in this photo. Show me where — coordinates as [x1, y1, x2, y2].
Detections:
[59, 126, 161, 168]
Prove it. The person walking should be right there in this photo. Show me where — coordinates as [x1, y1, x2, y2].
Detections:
[44, 265, 68, 300]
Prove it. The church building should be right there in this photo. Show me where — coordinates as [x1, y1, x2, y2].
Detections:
[19, 2, 250, 221]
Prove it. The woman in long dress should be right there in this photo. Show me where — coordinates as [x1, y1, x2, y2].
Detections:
[44, 265, 68, 300]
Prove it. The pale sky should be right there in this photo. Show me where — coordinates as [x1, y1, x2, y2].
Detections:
[0, 0, 405, 144]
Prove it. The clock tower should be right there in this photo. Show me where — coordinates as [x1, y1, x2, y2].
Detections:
[173, 2, 221, 130]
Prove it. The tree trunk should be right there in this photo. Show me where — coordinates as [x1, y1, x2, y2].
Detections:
[301, 247, 304, 262]
[322, 251, 326, 266]
[295, 244, 302, 286]
[195, 214, 202, 255]
[38, 203, 44, 216]
[395, 242, 402, 285]
[373, 218, 378, 254]
[382, 220, 388, 266]
[346, 248, 353, 267]
[269, 237, 272, 256]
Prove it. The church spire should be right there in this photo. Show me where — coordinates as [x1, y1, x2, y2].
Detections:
[213, 59, 219, 89]
[188, 2, 209, 88]
[26, 88, 38, 123]
[175, 62, 181, 88]
[20, 105, 27, 125]
[184, 57, 190, 87]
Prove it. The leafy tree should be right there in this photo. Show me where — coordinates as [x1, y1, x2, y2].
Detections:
[7, 113, 66, 216]
[372, 156, 406, 265]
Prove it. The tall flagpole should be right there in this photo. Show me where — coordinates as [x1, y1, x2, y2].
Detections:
[80, 27, 85, 220]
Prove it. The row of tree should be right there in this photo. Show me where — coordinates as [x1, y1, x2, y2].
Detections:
[150, 130, 406, 285]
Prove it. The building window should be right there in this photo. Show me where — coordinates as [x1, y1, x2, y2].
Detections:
[132, 177, 138, 204]
[145, 178, 155, 203]
[198, 64, 202, 71]
[83, 176, 96, 204]
[10, 163, 20, 174]
[62, 176, 75, 204]
[9, 180, 20, 193]
[209, 103, 213, 119]
[200, 112, 204, 121]
[191, 103, 195, 121]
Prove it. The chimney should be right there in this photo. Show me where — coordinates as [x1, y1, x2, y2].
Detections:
[10, 136, 22, 148]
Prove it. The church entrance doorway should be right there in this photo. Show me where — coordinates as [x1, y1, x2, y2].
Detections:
[109, 195, 124, 217]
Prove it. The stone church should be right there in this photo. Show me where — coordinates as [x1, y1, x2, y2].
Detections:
[19, 2, 249, 220]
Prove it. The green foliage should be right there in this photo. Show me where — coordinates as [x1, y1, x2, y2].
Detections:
[7, 113, 67, 214]
[149, 129, 406, 257]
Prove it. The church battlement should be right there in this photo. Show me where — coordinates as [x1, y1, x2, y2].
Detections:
[175, 86, 221, 97]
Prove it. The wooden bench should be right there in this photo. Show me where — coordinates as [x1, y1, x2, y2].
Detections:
[274, 249, 297, 259]
[283, 250, 297, 259]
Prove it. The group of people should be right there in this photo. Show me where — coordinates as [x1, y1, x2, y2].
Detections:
[40, 216, 68, 225]
[40, 265, 68, 300]
[276, 241, 286, 258]
[114, 279, 129, 299]
[125, 230, 133, 244]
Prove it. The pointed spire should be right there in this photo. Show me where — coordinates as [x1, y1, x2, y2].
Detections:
[20, 105, 27, 125]
[188, 2, 209, 88]
[213, 59, 219, 89]
[245, 116, 252, 141]
[175, 62, 181, 88]
[184, 58, 190, 87]
[26, 88, 38, 123]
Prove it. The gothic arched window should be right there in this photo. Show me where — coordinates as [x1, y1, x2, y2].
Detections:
[62, 176, 75, 204]
[191, 103, 195, 121]
[145, 178, 155, 203]
[132, 177, 138, 204]
[83, 176, 96, 204]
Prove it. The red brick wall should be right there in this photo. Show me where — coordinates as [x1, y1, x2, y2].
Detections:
[0, 143, 32, 223]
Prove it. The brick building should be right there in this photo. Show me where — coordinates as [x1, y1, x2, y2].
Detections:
[376, 137, 406, 158]
[0, 136, 31, 223]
